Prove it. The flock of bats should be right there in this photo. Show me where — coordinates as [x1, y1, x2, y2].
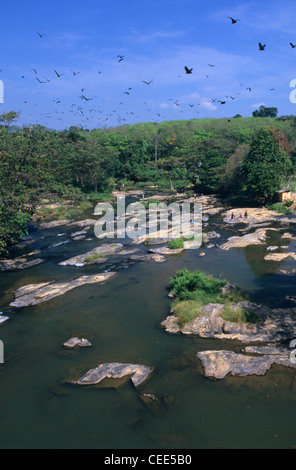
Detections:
[2, 16, 295, 128]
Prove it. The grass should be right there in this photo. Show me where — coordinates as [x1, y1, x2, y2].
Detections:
[267, 203, 292, 214]
[169, 268, 257, 327]
[85, 191, 116, 203]
[35, 200, 93, 221]
[84, 253, 105, 263]
[168, 238, 184, 249]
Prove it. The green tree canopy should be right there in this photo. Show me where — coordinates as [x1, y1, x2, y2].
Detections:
[252, 105, 278, 118]
[242, 127, 293, 202]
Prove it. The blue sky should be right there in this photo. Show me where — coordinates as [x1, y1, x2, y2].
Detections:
[1, 0, 296, 130]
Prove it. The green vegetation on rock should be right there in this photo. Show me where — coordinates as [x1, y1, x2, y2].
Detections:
[168, 238, 184, 249]
[169, 268, 255, 327]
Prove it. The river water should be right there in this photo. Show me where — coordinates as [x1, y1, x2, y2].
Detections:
[0, 195, 296, 449]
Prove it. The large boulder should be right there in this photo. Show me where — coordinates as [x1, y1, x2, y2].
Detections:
[197, 348, 296, 379]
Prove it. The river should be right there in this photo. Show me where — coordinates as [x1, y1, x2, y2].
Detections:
[0, 194, 296, 449]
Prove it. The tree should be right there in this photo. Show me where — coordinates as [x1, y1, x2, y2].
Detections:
[196, 149, 227, 192]
[0, 111, 20, 128]
[252, 105, 278, 118]
[242, 127, 293, 202]
[219, 143, 249, 194]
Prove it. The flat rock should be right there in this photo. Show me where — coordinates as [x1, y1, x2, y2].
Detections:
[222, 207, 279, 226]
[130, 253, 166, 263]
[148, 246, 184, 255]
[206, 231, 221, 239]
[39, 220, 72, 230]
[67, 219, 97, 228]
[144, 237, 170, 246]
[71, 230, 88, 238]
[181, 313, 225, 337]
[12, 239, 35, 249]
[0, 257, 44, 272]
[58, 243, 123, 266]
[196, 349, 296, 379]
[219, 228, 278, 250]
[0, 315, 9, 324]
[9, 272, 116, 308]
[63, 337, 91, 348]
[73, 362, 154, 388]
[264, 252, 296, 261]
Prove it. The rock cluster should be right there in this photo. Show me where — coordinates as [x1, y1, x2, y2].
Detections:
[161, 302, 296, 343]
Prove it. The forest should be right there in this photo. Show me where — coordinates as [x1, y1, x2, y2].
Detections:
[0, 108, 296, 253]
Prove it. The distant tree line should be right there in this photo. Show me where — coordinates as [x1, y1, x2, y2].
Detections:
[0, 110, 295, 252]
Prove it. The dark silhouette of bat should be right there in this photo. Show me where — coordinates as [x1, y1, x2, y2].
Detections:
[259, 42, 266, 50]
[36, 77, 46, 83]
[290, 42, 296, 48]
[185, 66, 193, 74]
[142, 80, 153, 85]
[71, 70, 80, 75]
[80, 95, 92, 101]
[37, 32, 45, 38]
[54, 70, 64, 77]
[227, 17, 240, 24]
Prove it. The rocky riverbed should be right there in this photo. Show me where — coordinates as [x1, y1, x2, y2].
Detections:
[3, 192, 296, 383]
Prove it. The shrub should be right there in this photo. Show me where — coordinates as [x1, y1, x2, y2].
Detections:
[221, 303, 258, 323]
[168, 268, 254, 326]
[169, 268, 226, 300]
[172, 299, 202, 327]
[284, 199, 294, 207]
[267, 203, 292, 214]
[168, 238, 184, 249]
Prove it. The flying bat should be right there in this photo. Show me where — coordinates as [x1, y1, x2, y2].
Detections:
[184, 66, 193, 74]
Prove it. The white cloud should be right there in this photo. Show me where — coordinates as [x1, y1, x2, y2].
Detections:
[200, 99, 217, 111]
[250, 102, 265, 108]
